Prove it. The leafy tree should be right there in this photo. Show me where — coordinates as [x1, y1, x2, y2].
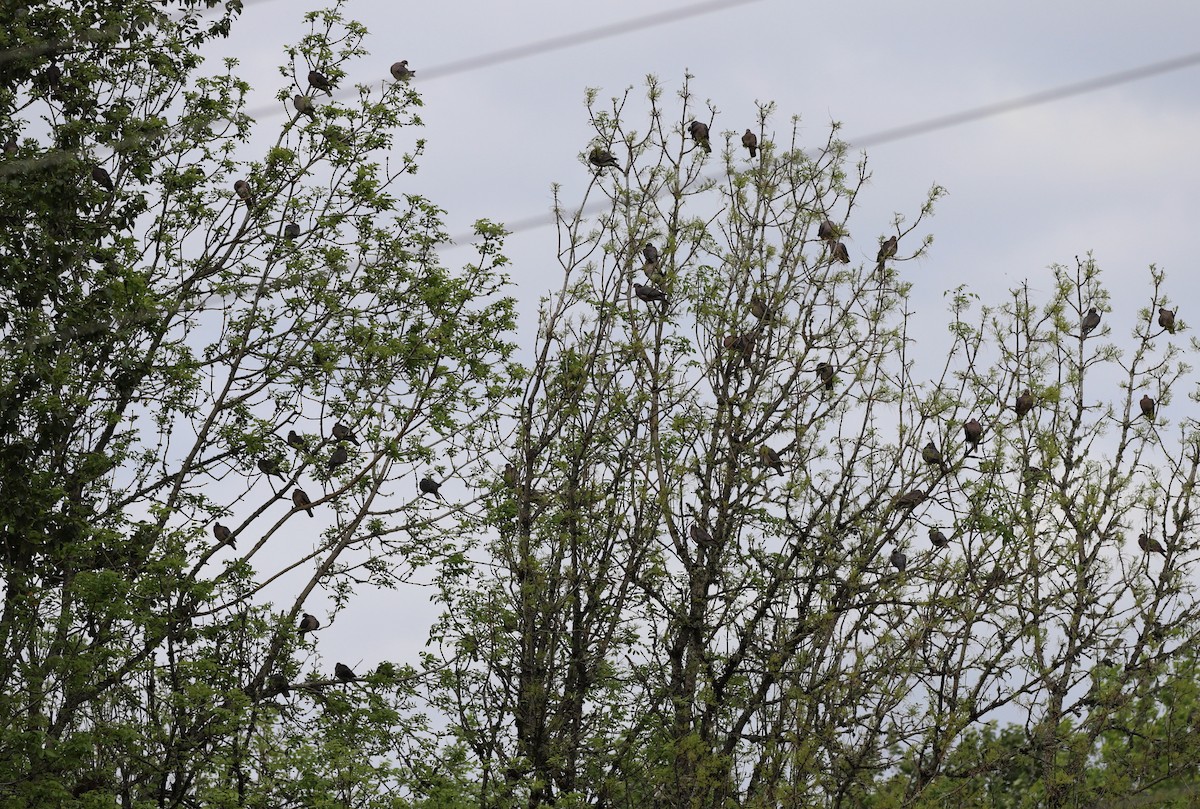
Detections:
[432, 75, 1200, 809]
[0, 2, 515, 806]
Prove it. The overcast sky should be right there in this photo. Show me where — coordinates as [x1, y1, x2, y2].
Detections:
[204, 0, 1200, 677]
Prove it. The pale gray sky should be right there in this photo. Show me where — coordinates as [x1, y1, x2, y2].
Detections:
[207, 0, 1200, 675]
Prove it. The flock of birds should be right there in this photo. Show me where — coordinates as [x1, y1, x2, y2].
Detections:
[588, 125, 1181, 574]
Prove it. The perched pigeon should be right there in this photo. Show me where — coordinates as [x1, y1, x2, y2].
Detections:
[283, 222, 301, 240]
[889, 549, 908, 572]
[503, 463, 518, 488]
[298, 613, 320, 633]
[420, 476, 444, 500]
[1158, 307, 1177, 334]
[749, 295, 769, 321]
[390, 60, 414, 81]
[687, 121, 711, 153]
[642, 243, 659, 266]
[328, 444, 349, 471]
[332, 422, 359, 445]
[1138, 532, 1166, 556]
[634, 283, 668, 306]
[741, 129, 758, 158]
[589, 147, 620, 170]
[257, 458, 286, 479]
[832, 241, 850, 264]
[1081, 307, 1101, 337]
[307, 69, 334, 96]
[890, 489, 927, 511]
[922, 441, 946, 470]
[292, 487, 314, 517]
[818, 219, 837, 243]
[293, 94, 316, 120]
[286, 429, 306, 450]
[334, 662, 357, 682]
[815, 362, 836, 392]
[690, 523, 714, 545]
[1140, 394, 1155, 420]
[92, 165, 114, 192]
[234, 179, 253, 204]
[929, 528, 949, 548]
[759, 445, 783, 475]
[963, 419, 983, 450]
[1015, 389, 1034, 419]
[213, 522, 235, 548]
[876, 236, 898, 270]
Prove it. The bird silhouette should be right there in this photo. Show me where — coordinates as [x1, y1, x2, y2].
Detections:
[642, 243, 660, 266]
[889, 549, 908, 572]
[929, 528, 949, 548]
[818, 219, 837, 243]
[332, 422, 359, 445]
[503, 463, 518, 488]
[741, 129, 758, 158]
[286, 429, 307, 451]
[890, 489, 927, 511]
[334, 662, 357, 682]
[234, 179, 253, 205]
[213, 522, 235, 548]
[1081, 307, 1101, 337]
[298, 613, 320, 633]
[759, 445, 783, 475]
[283, 222, 301, 240]
[1138, 532, 1166, 555]
[257, 458, 286, 479]
[687, 121, 711, 152]
[390, 60, 414, 81]
[749, 295, 769, 321]
[307, 69, 334, 95]
[922, 441, 947, 470]
[1140, 394, 1155, 420]
[690, 523, 714, 545]
[268, 673, 290, 697]
[876, 235, 898, 270]
[634, 283, 668, 307]
[292, 487, 314, 517]
[963, 419, 983, 451]
[589, 147, 620, 170]
[832, 241, 850, 264]
[1158, 307, 1177, 334]
[815, 362, 836, 391]
[328, 445, 349, 472]
[420, 477, 444, 500]
[293, 94, 316, 120]
[91, 166, 114, 192]
[1015, 389, 1034, 419]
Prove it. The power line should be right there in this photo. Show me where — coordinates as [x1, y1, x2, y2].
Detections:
[454, 49, 1200, 243]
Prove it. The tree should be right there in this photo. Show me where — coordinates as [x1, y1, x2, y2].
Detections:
[432, 76, 1200, 808]
[0, 2, 516, 805]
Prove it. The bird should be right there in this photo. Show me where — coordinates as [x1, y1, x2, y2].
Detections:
[267, 673, 290, 697]
[332, 422, 359, 445]
[91, 166, 114, 192]
[690, 523, 714, 545]
[390, 60, 414, 81]
[1139, 394, 1155, 420]
[213, 522, 235, 548]
[589, 147, 620, 170]
[741, 129, 758, 158]
[876, 236, 898, 270]
[1138, 532, 1166, 556]
[724, 334, 755, 367]
[1081, 307, 1102, 337]
[922, 441, 947, 470]
[929, 528, 949, 548]
[328, 445, 349, 471]
[889, 549, 908, 572]
[3, 135, 16, 157]
[890, 489, 927, 511]
[963, 419, 983, 450]
[292, 487, 314, 517]
[307, 69, 334, 95]
[759, 445, 783, 475]
[257, 457, 286, 479]
[831, 241, 850, 264]
[815, 362, 836, 392]
[286, 429, 306, 451]
[1015, 389, 1035, 419]
[503, 463, 518, 488]
[642, 242, 660, 267]
[1022, 466, 1047, 488]
[420, 477, 444, 500]
[234, 179, 253, 204]
[643, 262, 667, 286]
[298, 613, 320, 633]
[817, 219, 837, 243]
[687, 120, 711, 153]
[749, 295, 769, 321]
[283, 222, 301, 240]
[293, 94, 316, 120]
[1158, 307, 1177, 334]
[334, 662, 357, 682]
[634, 283, 668, 307]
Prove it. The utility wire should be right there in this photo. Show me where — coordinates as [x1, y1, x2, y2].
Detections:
[456, 49, 1200, 243]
